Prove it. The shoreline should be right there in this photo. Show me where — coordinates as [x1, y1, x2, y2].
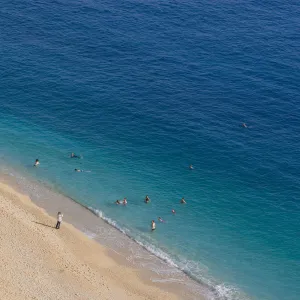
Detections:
[0, 168, 205, 300]
[0, 180, 182, 300]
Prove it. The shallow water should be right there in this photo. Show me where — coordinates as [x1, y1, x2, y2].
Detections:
[1, 0, 300, 299]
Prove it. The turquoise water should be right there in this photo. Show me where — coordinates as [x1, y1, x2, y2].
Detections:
[1, 0, 300, 299]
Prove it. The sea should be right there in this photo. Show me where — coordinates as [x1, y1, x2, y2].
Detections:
[0, 0, 300, 299]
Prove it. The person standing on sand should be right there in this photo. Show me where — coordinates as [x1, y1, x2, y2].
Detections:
[56, 212, 63, 229]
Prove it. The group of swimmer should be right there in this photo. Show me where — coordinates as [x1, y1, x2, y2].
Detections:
[115, 194, 187, 231]
[147, 122, 248, 231]
[32, 122, 248, 231]
[35, 154, 190, 232]
[34, 153, 91, 173]
[151, 204, 183, 231]
[115, 198, 128, 205]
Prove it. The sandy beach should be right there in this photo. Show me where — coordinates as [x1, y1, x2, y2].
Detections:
[0, 181, 179, 300]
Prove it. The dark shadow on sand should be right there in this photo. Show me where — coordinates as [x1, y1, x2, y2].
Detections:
[33, 221, 55, 229]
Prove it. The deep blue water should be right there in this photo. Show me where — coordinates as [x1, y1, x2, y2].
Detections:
[1, 0, 300, 299]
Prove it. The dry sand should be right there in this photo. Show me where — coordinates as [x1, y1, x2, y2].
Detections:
[0, 181, 179, 300]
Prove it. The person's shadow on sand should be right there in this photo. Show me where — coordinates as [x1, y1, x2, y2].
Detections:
[33, 221, 55, 229]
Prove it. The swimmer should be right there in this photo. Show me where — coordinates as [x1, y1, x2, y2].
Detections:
[180, 197, 186, 204]
[189, 164, 194, 170]
[115, 200, 121, 205]
[74, 169, 91, 173]
[158, 217, 165, 223]
[123, 198, 127, 205]
[71, 153, 81, 158]
[34, 159, 40, 167]
[242, 123, 248, 128]
[172, 209, 176, 214]
[145, 195, 150, 203]
[151, 220, 156, 231]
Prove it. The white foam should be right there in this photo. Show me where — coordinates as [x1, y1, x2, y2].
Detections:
[213, 284, 245, 300]
[88, 206, 128, 235]
[86, 206, 249, 300]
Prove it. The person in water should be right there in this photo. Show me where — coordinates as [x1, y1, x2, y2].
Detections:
[242, 123, 248, 128]
[180, 197, 186, 204]
[71, 153, 81, 158]
[34, 159, 40, 167]
[145, 195, 150, 203]
[158, 217, 165, 223]
[189, 164, 194, 170]
[115, 200, 121, 205]
[56, 212, 63, 229]
[151, 220, 156, 231]
[172, 209, 176, 214]
[123, 198, 127, 205]
[74, 169, 90, 173]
